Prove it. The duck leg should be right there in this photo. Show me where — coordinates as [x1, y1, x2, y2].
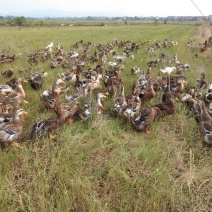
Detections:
[49, 133, 57, 140]
[145, 128, 150, 134]
[11, 141, 22, 148]
[66, 117, 74, 123]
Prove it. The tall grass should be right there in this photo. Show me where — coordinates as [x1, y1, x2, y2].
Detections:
[0, 22, 211, 211]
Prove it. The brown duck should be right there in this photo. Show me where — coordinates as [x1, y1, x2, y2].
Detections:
[130, 106, 161, 134]
[30, 103, 76, 140]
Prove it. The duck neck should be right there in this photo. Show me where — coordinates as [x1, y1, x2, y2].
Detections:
[200, 101, 211, 121]
[16, 84, 25, 98]
[12, 100, 21, 111]
[52, 85, 61, 98]
[120, 86, 125, 96]
[57, 112, 66, 124]
[178, 81, 184, 91]
[147, 81, 154, 92]
[97, 97, 103, 107]
[13, 113, 24, 125]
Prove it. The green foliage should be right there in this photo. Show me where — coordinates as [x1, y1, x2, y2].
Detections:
[13, 16, 26, 26]
[39, 20, 44, 27]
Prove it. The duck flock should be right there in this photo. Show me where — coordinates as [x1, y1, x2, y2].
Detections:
[0, 36, 212, 149]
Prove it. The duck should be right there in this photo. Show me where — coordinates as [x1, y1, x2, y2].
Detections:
[106, 81, 117, 97]
[6, 78, 18, 89]
[4, 54, 16, 63]
[113, 55, 126, 64]
[170, 78, 187, 93]
[3, 93, 28, 113]
[30, 103, 75, 140]
[196, 72, 208, 90]
[179, 93, 197, 111]
[68, 51, 79, 59]
[0, 116, 12, 129]
[130, 106, 161, 134]
[45, 42, 54, 51]
[79, 103, 92, 120]
[107, 61, 117, 69]
[138, 70, 148, 90]
[0, 91, 6, 102]
[40, 78, 68, 111]
[111, 85, 127, 116]
[145, 66, 152, 80]
[64, 101, 79, 123]
[161, 74, 171, 103]
[84, 74, 102, 97]
[59, 70, 77, 86]
[5, 78, 29, 104]
[0, 102, 13, 116]
[0, 84, 13, 95]
[197, 100, 212, 145]
[2, 68, 14, 78]
[104, 75, 123, 89]
[138, 79, 156, 103]
[13, 78, 28, 99]
[205, 81, 212, 110]
[122, 93, 141, 119]
[28, 71, 48, 90]
[160, 66, 176, 74]
[154, 92, 176, 116]
[0, 109, 28, 148]
[170, 54, 180, 65]
[96, 92, 109, 115]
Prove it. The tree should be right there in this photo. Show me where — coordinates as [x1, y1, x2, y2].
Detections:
[13, 16, 26, 26]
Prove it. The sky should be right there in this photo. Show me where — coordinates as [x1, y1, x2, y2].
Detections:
[0, 0, 211, 17]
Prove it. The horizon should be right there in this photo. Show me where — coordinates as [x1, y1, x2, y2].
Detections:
[0, 0, 211, 18]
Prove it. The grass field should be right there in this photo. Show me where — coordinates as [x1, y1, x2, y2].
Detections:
[0, 22, 211, 211]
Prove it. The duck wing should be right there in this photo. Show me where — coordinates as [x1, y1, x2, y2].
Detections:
[30, 117, 58, 140]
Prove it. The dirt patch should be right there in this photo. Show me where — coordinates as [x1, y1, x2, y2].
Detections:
[196, 22, 212, 42]
[191, 22, 212, 56]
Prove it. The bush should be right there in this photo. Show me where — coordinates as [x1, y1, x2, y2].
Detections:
[13, 16, 26, 26]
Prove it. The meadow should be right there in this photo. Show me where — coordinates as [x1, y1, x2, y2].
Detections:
[0, 21, 211, 211]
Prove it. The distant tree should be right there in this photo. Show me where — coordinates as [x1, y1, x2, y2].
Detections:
[39, 20, 44, 27]
[164, 20, 167, 24]
[13, 16, 26, 26]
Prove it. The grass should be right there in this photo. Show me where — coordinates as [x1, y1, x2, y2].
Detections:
[0, 22, 211, 211]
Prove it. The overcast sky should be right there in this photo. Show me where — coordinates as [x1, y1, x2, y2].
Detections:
[0, 0, 211, 17]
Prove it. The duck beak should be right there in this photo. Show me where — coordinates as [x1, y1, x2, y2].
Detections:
[24, 79, 28, 83]
[23, 111, 29, 115]
[103, 92, 109, 97]
[0, 92, 6, 96]
[23, 100, 29, 104]
[61, 81, 66, 85]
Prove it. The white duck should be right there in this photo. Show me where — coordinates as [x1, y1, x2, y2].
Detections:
[45, 42, 54, 50]
[160, 66, 176, 74]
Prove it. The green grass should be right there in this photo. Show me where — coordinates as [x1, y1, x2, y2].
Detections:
[0, 22, 211, 211]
